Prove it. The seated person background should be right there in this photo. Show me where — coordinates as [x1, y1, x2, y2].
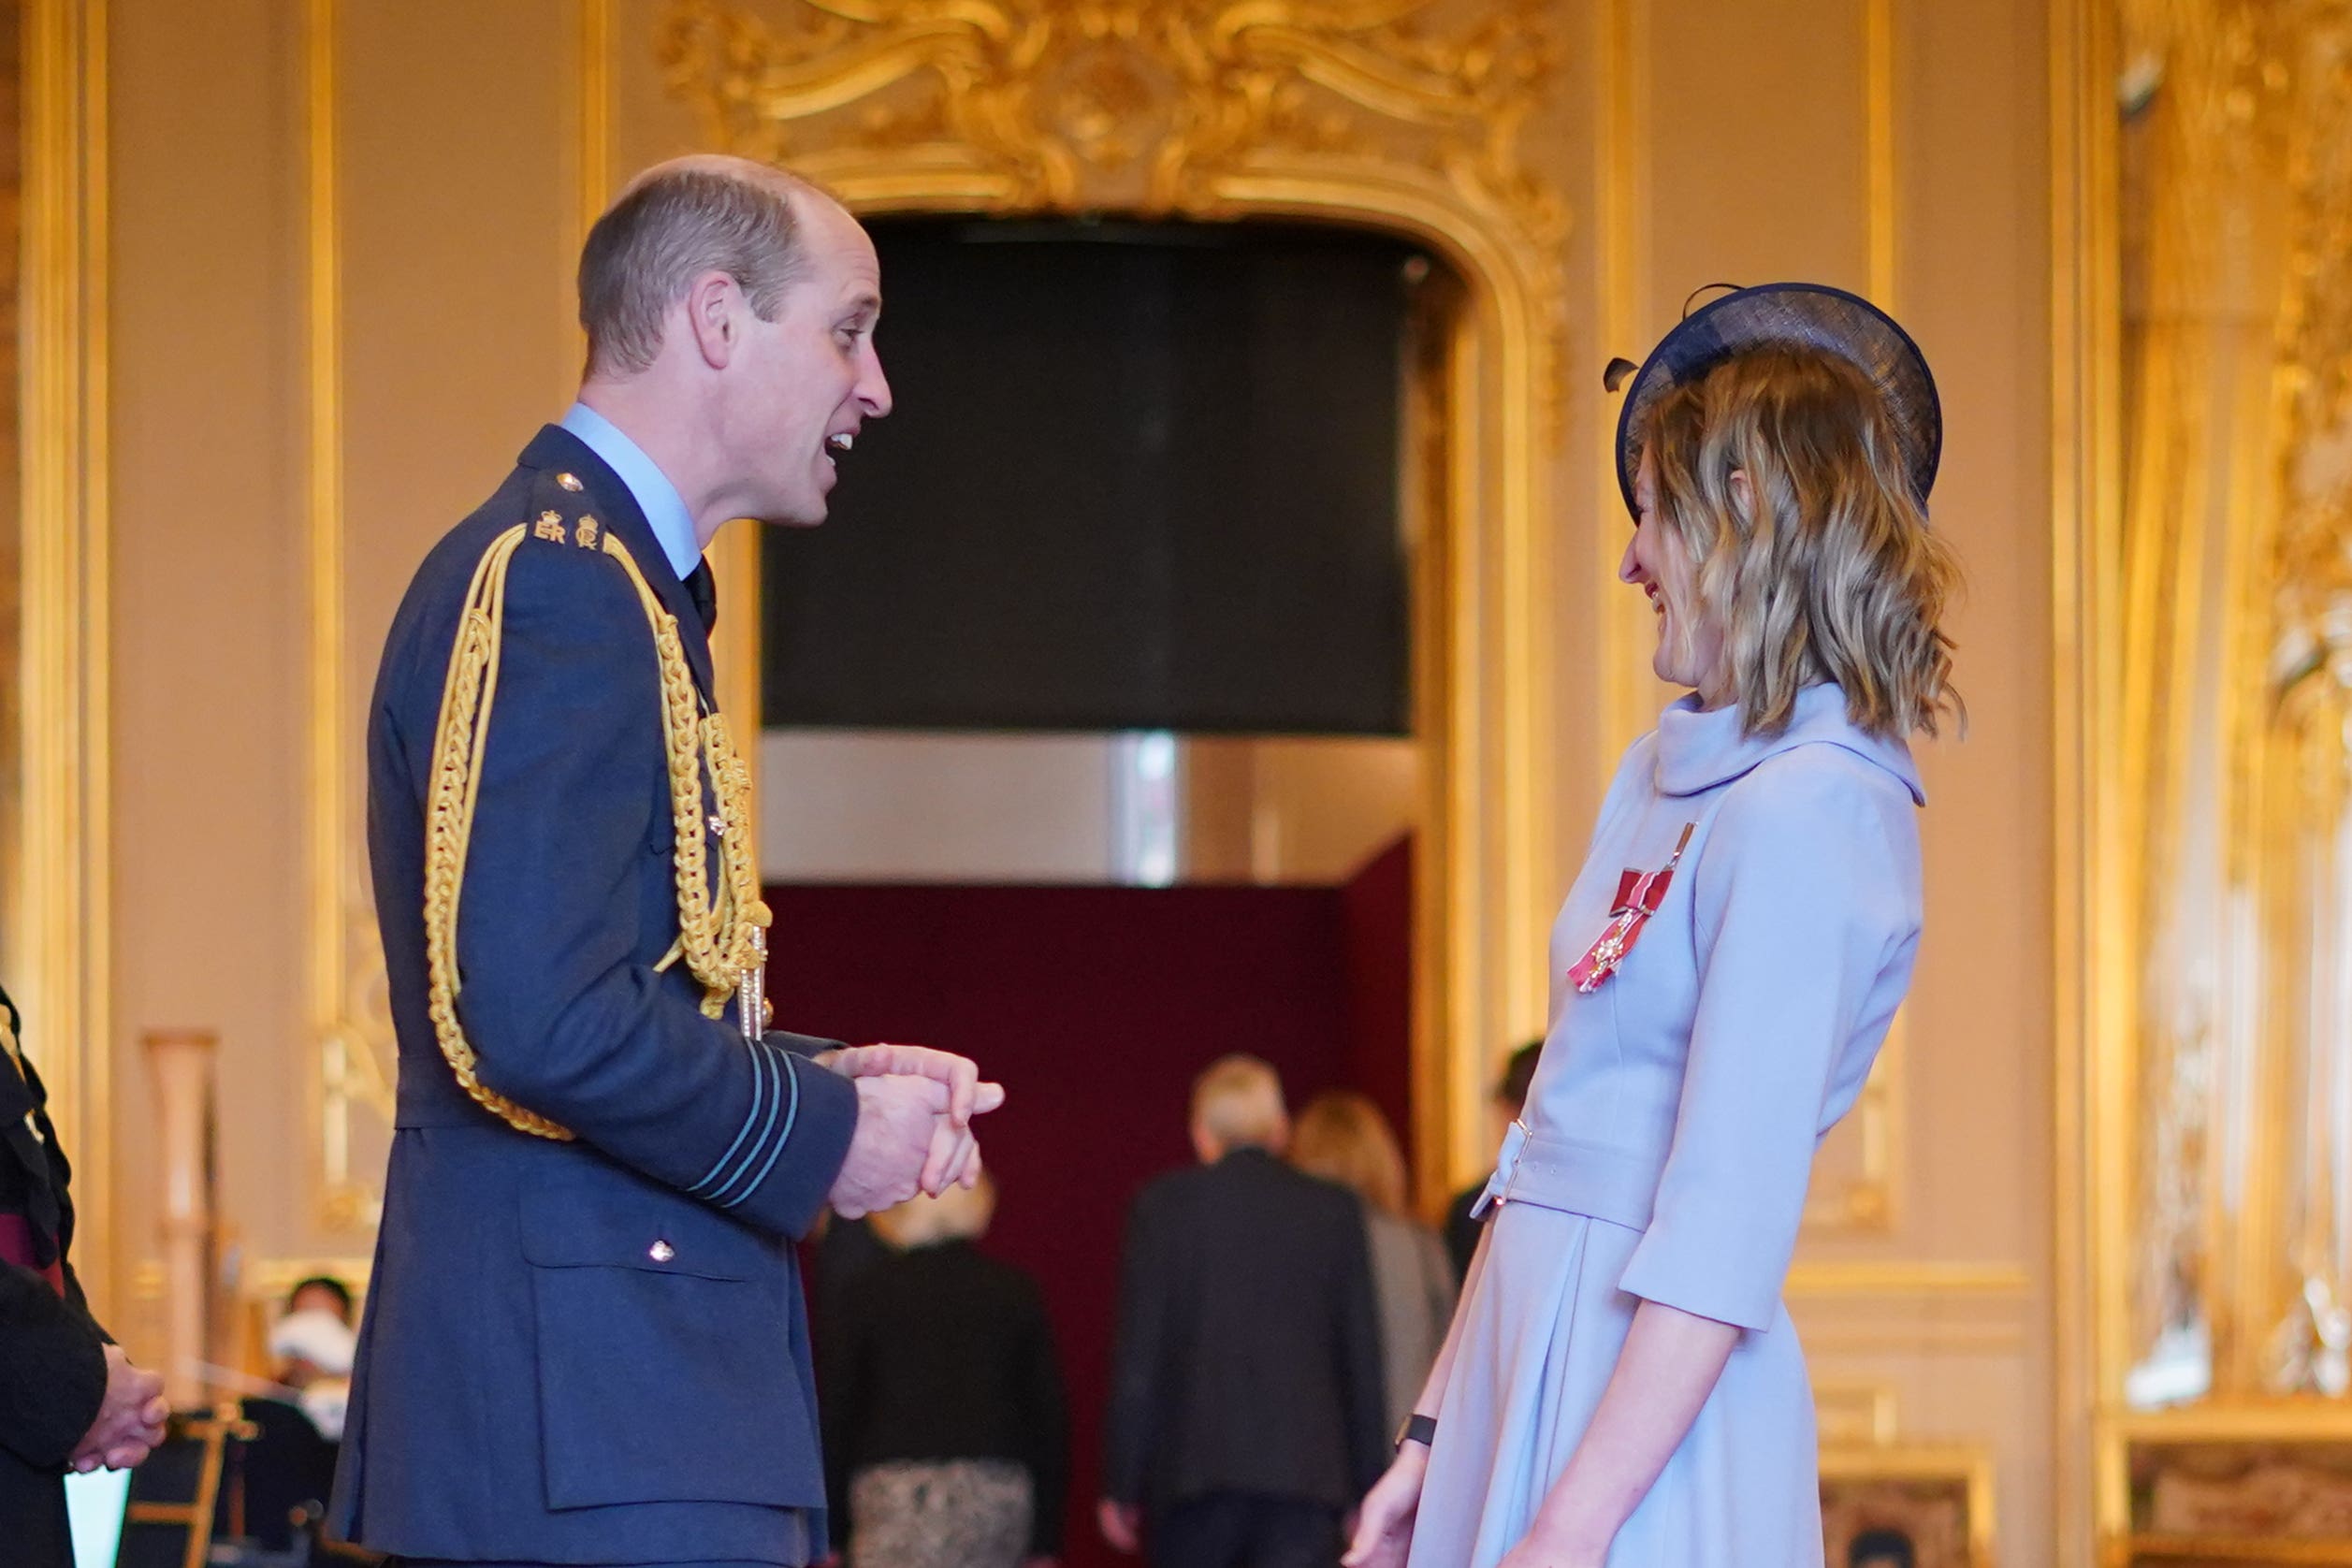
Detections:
[267, 1290, 356, 1442]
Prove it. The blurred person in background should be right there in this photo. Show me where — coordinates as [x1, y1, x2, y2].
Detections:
[269, 1278, 359, 1442]
[1099, 1054, 1387, 1568]
[285, 1274, 354, 1326]
[820, 1172, 1067, 1568]
[1291, 1091, 1456, 1433]
[1440, 1041, 1543, 1282]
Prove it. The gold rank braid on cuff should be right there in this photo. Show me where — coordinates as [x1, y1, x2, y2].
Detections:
[419, 524, 772, 1142]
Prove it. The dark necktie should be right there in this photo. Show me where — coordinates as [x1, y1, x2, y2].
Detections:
[685, 559, 719, 633]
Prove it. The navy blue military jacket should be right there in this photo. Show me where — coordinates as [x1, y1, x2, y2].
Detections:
[330, 426, 861, 1565]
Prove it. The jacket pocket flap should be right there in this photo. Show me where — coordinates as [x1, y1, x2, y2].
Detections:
[518, 1179, 773, 1281]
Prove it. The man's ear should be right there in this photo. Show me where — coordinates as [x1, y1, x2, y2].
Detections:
[682, 269, 740, 369]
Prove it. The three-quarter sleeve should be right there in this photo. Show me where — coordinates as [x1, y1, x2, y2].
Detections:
[1617, 752, 1915, 1331]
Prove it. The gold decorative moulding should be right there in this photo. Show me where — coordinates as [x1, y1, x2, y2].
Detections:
[659, 0, 1569, 423]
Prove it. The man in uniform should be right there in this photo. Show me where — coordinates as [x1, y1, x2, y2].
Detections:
[330, 155, 998, 1567]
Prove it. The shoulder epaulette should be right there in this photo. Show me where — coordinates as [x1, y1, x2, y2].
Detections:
[520, 467, 620, 556]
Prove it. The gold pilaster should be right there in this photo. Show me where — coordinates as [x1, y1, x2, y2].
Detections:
[2050, 0, 2127, 1559]
[304, 0, 391, 1233]
[20, 0, 112, 1314]
[1863, 0, 1898, 309]
[1592, 0, 1651, 772]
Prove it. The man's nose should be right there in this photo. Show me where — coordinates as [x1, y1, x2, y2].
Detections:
[859, 345, 893, 419]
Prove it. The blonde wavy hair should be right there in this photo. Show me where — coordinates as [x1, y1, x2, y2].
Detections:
[1644, 345, 1962, 740]
[1289, 1090, 1409, 1215]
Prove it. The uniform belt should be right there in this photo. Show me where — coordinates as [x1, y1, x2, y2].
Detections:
[1472, 1122, 1666, 1232]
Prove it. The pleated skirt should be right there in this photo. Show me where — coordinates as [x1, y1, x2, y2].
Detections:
[1405, 1202, 1824, 1568]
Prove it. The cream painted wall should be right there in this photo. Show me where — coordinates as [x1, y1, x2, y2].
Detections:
[89, 0, 2060, 1556]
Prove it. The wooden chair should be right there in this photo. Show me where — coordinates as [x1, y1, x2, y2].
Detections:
[116, 1402, 258, 1568]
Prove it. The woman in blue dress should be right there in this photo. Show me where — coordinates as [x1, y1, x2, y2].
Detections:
[1344, 284, 1961, 1568]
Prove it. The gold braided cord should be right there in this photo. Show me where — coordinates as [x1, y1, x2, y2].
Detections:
[596, 533, 772, 1020]
[420, 526, 772, 1141]
[424, 525, 574, 1140]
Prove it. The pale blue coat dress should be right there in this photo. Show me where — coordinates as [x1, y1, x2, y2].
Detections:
[1407, 683, 1924, 1568]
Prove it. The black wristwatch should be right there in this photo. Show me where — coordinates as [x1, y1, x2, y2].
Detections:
[1394, 1413, 1437, 1452]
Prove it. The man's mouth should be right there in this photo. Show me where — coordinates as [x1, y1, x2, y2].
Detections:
[820, 431, 853, 486]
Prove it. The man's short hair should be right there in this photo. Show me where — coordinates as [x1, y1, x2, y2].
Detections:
[577, 161, 810, 378]
[1191, 1054, 1286, 1150]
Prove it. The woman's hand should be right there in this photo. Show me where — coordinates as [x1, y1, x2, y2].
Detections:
[1341, 1445, 1429, 1568]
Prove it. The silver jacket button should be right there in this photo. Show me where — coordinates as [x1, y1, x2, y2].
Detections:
[649, 1239, 676, 1264]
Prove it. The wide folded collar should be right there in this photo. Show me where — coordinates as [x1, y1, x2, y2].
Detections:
[1654, 682, 1925, 805]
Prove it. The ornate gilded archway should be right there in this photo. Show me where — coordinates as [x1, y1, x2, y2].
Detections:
[661, 0, 1570, 1190]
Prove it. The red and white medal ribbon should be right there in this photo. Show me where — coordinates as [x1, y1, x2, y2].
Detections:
[1565, 823, 1695, 994]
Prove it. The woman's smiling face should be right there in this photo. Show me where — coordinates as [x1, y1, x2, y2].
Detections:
[1619, 448, 1724, 697]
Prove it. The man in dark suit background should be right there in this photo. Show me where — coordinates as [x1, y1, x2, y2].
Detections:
[0, 984, 169, 1568]
[1099, 1055, 1387, 1568]
[331, 156, 1000, 1568]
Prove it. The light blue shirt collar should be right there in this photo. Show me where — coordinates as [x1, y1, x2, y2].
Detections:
[559, 401, 702, 582]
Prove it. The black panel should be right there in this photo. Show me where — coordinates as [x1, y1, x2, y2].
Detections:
[762, 219, 1419, 734]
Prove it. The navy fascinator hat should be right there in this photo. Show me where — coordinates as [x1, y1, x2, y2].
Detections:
[1604, 282, 1941, 520]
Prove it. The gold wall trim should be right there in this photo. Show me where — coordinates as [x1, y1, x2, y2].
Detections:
[2051, 0, 2121, 1562]
[660, 0, 1570, 1192]
[568, 0, 613, 378]
[1786, 1260, 2036, 1299]
[1863, 0, 1897, 307]
[1591, 0, 1650, 771]
[1815, 1377, 1903, 1445]
[2115, 1401, 2352, 1442]
[21, 0, 113, 1314]
[305, 0, 392, 1233]
[579, 0, 610, 236]
[1819, 1444, 1997, 1568]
